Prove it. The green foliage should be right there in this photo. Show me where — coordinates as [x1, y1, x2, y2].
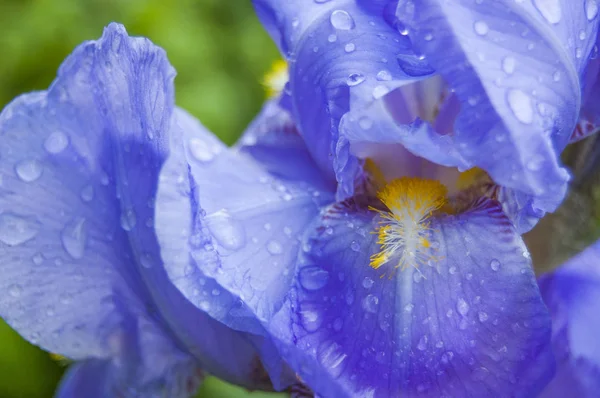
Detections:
[0, 0, 282, 396]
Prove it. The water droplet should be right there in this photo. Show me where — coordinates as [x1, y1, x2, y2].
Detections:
[59, 293, 72, 305]
[372, 85, 390, 99]
[358, 117, 373, 130]
[299, 266, 329, 291]
[300, 307, 322, 331]
[328, 34, 337, 43]
[478, 311, 489, 322]
[32, 253, 44, 265]
[376, 70, 392, 81]
[0, 212, 41, 246]
[579, 30, 587, 40]
[456, 298, 470, 316]
[586, 0, 599, 20]
[333, 317, 343, 331]
[473, 21, 489, 35]
[344, 43, 356, 53]
[362, 294, 379, 313]
[199, 301, 211, 311]
[80, 184, 94, 202]
[350, 241, 360, 252]
[45, 306, 55, 316]
[189, 138, 215, 163]
[15, 159, 43, 182]
[206, 210, 246, 251]
[44, 131, 69, 154]
[404, 303, 414, 313]
[490, 259, 501, 271]
[507, 89, 533, 124]
[61, 217, 87, 259]
[423, 32, 433, 41]
[120, 208, 137, 231]
[576, 47, 583, 59]
[267, 240, 283, 255]
[330, 10, 355, 30]
[533, 0, 562, 23]
[417, 335, 428, 351]
[553, 70, 561, 81]
[502, 56, 516, 74]
[362, 277, 374, 289]
[8, 284, 22, 298]
[346, 73, 365, 86]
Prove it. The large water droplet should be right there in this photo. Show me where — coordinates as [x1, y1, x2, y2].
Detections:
[267, 240, 283, 255]
[15, 159, 43, 182]
[586, 0, 599, 20]
[417, 335, 428, 351]
[456, 298, 470, 316]
[502, 57, 516, 74]
[61, 217, 87, 259]
[0, 212, 41, 246]
[507, 89, 533, 124]
[189, 138, 215, 163]
[490, 259, 501, 271]
[44, 131, 69, 154]
[120, 208, 137, 231]
[300, 307, 322, 332]
[533, 0, 562, 24]
[362, 294, 379, 313]
[346, 73, 366, 86]
[330, 10, 355, 30]
[299, 266, 329, 291]
[473, 21, 489, 36]
[80, 184, 94, 202]
[206, 210, 246, 251]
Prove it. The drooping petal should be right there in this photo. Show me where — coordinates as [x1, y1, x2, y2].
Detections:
[396, 0, 600, 217]
[0, 23, 259, 391]
[538, 239, 600, 397]
[155, 107, 333, 389]
[55, 360, 113, 398]
[253, 0, 436, 199]
[270, 198, 553, 397]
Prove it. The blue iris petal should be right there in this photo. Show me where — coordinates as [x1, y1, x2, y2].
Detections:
[0, 23, 262, 394]
[56, 360, 113, 398]
[396, 0, 600, 218]
[253, 0, 435, 199]
[155, 106, 333, 389]
[538, 239, 600, 397]
[270, 199, 553, 397]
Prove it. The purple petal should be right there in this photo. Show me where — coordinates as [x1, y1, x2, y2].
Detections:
[538, 239, 600, 397]
[396, 0, 600, 216]
[56, 361, 113, 398]
[271, 199, 553, 397]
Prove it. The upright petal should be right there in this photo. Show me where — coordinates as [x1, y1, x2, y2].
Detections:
[396, 0, 600, 215]
[538, 239, 600, 397]
[253, 0, 436, 198]
[271, 198, 553, 397]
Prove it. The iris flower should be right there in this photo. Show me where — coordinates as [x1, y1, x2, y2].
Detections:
[0, 24, 272, 397]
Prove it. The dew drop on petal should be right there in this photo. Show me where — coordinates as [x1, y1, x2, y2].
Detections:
[189, 138, 215, 163]
[372, 85, 390, 99]
[417, 335, 428, 351]
[328, 34, 337, 43]
[456, 298, 470, 316]
[478, 311, 489, 322]
[61, 217, 87, 259]
[346, 73, 365, 87]
[533, 0, 562, 24]
[206, 210, 246, 251]
[120, 208, 137, 231]
[80, 184, 94, 202]
[507, 89, 533, 124]
[44, 131, 69, 154]
[330, 10, 355, 30]
[376, 70, 392, 81]
[0, 212, 41, 246]
[490, 259, 500, 271]
[350, 241, 360, 252]
[362, 294, 379, 313]
[502, 56, 516, 74]
[473, 21, 489, 35]
[267, 240, 283, 255]
[586, 0, 599, 20]
[362, 277, 374, 289]
[15, 159, 43, 182]
[344, 42, 356, 53]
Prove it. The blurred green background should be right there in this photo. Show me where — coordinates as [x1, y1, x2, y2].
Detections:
[0, 0, 283, 396]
